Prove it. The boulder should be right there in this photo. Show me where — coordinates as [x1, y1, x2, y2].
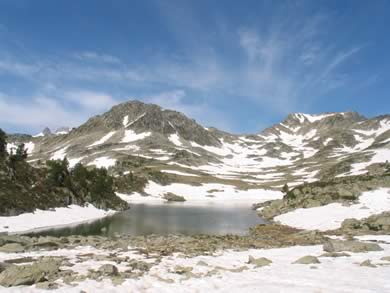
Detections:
[292, 255, 320, 264]
[0, 259, 61, 287]
[0, 243, 25, 253]
[247, 256, 272, 267]
[98, 264, 119, 276]
[380, 256, 390, 261]
[163, 193, 186, 202]
[323, 239, 383, 253]
[360, 259, 376, 268]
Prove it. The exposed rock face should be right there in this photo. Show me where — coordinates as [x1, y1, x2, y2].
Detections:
[0, 243, 25, 253]
[0, 258, 61, 287]
[322, 239, 383, 253]
[340, 212, 390, 233]
[75, 100, 221, 147]
[257, 174, 390, 220]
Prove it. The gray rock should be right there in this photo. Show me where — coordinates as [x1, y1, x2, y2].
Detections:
[0, 259, 61, 287]
[35, 281, 59, 290]
[0, 243, 25, 253]
[323, 239, 383, 253]
[293, 255, 320, 264]
[0, 262, 13, 274]
[163, 192, 186, 202]
[247, 256, 272, 267]
[320, 252, 350, 258]
[360, 259, 376, 268]
[98, 264, 119, 276]
[380, 256, 390, 261]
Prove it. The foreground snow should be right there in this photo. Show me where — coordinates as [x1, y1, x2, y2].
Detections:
[1, 235, 390, 292]
[117, 181, 283, 205]
[0, 205, 115, 234]
[275, 188, 390, 231]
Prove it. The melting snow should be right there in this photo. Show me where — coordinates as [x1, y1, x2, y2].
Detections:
[169, 133, 183, 146]
[87, 156, 116, 168]
[0, 204, 115, 234]
[50, 146, 69, 160]
[275, 188, 390, 231]
[121, 130, 151, 143]
[88, 131, 116, 147]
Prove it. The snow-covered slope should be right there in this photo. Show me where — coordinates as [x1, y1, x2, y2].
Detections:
[6, 102, 390, 189]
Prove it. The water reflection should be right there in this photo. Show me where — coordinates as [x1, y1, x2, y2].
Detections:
[31, 203, 265, 237]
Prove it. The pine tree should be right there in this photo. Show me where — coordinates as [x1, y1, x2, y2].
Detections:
[282, 183, 289, 194]
[15, 143, 28, 160]
[0, 128, 7, 158]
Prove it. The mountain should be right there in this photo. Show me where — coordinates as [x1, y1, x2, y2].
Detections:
[6, 101, 390, 190]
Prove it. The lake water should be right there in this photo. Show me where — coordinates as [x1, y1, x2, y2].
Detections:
[33, 203, 266, 237]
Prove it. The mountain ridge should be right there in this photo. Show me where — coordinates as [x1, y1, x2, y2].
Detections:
[5, 100, 390, 190]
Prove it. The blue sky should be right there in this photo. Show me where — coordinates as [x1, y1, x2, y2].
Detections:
[0, 0, 389, 134]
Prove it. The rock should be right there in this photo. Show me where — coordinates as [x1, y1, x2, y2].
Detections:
[163, 192, 186, 202]
[247, 256, 272, 267]
[126, 259, 152, 272]
[293, 255, 320, 264]
[380, 256, 390, 261]
[196, 260, 209, 266]
[35, 281, 59, 290]
[0, 262, 13, 273]
[4, 257, 35, 264]
[0, 259, 61, 287]
[172, 265, 193, 274]
[320, 252, 350, 258]
[98, 264, 119, 276]
[360, 259, 376, 268]
[323, 239, 383, 253]
[0, 243, 25, 253]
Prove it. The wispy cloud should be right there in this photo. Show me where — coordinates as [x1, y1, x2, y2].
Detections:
[0, 90, 119, 132]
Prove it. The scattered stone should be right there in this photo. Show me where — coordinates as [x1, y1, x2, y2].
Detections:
[323, 239, 383, 253]
[4, 257, 36, 264]
[35, 281, 59, 290]
[293, 255, 320, 264]
[98, 264, 119, 276]
[247, 256, 272, 267]
[163, 192, 186, 202]
[196, 260, 209, 266]
[127, 259, 152, 272]
[320, 252, 350, 258]
[380, 256, 390, 261]
[172, 265, 193, 274]
[360, 259, 376, 268]
[0, 243, 25, 253]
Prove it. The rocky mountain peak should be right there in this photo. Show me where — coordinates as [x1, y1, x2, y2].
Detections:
[74, 100, 221, 146]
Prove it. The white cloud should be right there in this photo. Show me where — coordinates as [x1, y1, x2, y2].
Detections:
[0, 94, 84, 130]
[0, 90, 120, 132]
[74, 51, 121, 64]
[64, 90, 118, 111]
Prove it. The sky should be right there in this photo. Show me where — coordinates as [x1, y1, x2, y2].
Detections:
[0, 0, 389, 134]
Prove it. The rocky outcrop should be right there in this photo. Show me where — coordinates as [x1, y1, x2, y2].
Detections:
[257, 174, 390, 220]
[163, 192, 186, 202]
[339, 212, 390, 233]
[0, 258, 61, 287]
[322, 239, 383, 253]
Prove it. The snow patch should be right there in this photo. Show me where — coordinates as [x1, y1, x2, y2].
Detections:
[275, 188, 390, 231]
[88, 131, 116, 147]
